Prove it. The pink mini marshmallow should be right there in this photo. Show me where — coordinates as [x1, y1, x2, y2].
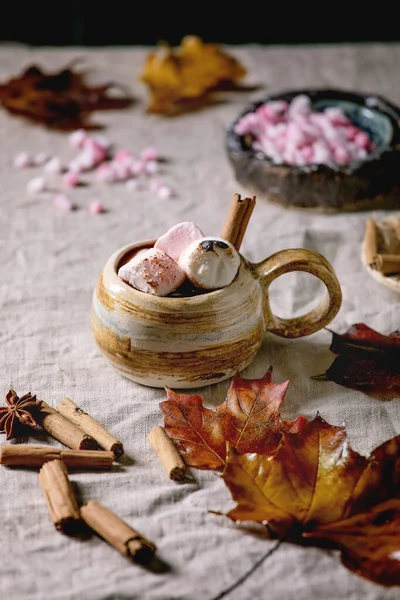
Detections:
[354, 130, 370, 149]
[266, 123, 287, 139]
[312, 141, 332, 164]
[301, 145, 314, 162]
[111, 160, 131, 181]
[344, 124, 359, 141]
[26, 176, 46, 195]
[140, 147, 159, 162]
[288, 94, 312, 119]
[33, 152, 50, 166]
[96, 162, 116, 184]
[115, 149, 133, 163]
[332, 144, 351, 165]
[234, 112, 261, 136]
[286, 121, 309, 148]
[256, 104, 283, 124]
[155, 221, 204, 262]
[14, 151, 32, 168]
[89, 200, 104, 214]
[130, 160, 146, 177]
[70, 150, 95, 172]
[83, 138, 107, 166]
[63, 171, 79, 187]
[44, 157, 62, 174]
[157, 185, 172, 199]
[145, 160, 159, 175]
[267, 100, 289, 114]
[324, 107, 349, 126]
[53, 194, 73, 211]
[69, 129, 87, 149]
[118, 248, 186, 296]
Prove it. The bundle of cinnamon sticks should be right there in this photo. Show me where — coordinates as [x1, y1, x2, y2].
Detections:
[364, 217, 400, 276]
[0, 397, 157, 564]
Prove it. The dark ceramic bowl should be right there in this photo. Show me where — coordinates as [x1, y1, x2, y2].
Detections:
[226, 89, 400, 212]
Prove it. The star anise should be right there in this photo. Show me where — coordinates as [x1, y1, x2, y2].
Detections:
[0, 390, 41, 440]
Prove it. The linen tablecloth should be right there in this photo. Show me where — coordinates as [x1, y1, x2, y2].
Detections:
[0, 43, 399, 600]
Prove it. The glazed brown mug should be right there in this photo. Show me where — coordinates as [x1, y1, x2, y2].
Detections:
[91, 240, 342, 388]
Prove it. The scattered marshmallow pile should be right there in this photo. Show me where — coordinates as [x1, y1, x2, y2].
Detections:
[234, 95, 376, 167]
[118, 222, 241, 296]
[14, 130, 173, 213]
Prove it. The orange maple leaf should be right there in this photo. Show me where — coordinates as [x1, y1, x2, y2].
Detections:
[161, 367, 305, 470]
[222, 417, 400, 586]
[140, 35, 246, 115]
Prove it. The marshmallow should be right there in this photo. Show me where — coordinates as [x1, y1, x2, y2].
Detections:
[14, 151, 32, 168]
[88, 200, 104, 214]
[69, 129, 87, 149]
[155, 221, 204, 262]
[130, 160, 146, 177]
[96, 162, 116, 183]
[53, 194, 74, 211]
[156, 185, 172, 199]
[118, 248, 186, 296]
[83, 138, 107, 165]
[26, 176, 45, 195]
[62, 171, 79, 187]
[179, 237, 240, 290]
[140, 146, 159, 162]
[115, 149, 132, 163]
[33, 152, 50, 166]
[44, 157, 62, 174]
[145, 160, 159, 174]
[111, 160, 131, 181]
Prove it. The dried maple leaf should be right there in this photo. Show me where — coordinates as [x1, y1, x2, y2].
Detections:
[0, 390, 41, 439]
[0, 64, 133, 129]
[161, 367, 306, 470]
[314, 324, 400, 397]
[140, 35, 246, 115]
[221, 417, 400, 586]
[305, 499, 400, 586]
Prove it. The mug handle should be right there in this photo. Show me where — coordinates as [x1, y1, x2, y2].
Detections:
[252, 248, 342, 338]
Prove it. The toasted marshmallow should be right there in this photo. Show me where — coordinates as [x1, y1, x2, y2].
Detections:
[155, 222, 204, 262]
[178, 237, 240, 290]
[118, 248, 185, 296]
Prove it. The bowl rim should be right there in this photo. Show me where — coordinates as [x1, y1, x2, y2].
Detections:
[226, 88, 400, 176]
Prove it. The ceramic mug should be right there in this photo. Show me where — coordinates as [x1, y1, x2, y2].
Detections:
[91, 240, 342, 388]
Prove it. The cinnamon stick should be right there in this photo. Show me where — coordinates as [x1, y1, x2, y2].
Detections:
[220, 193, 256, 250]
[370, 254, 400, 275]
[57, 397, 123, 458]
[148, 426, 186, 481]
[35, 401, 100, 451]
[81, 500, 156, 565]
[0, 445, 114, 469]
[364, 218, 378, 266]
[39, 459, 81, 534]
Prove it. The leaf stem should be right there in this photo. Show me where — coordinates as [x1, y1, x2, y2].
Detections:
[208, 539, 282, 600]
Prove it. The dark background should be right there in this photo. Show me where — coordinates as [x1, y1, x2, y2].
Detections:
[1, 5, 399, 46]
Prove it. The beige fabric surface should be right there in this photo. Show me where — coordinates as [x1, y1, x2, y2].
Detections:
[0, 43, 399, 600]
